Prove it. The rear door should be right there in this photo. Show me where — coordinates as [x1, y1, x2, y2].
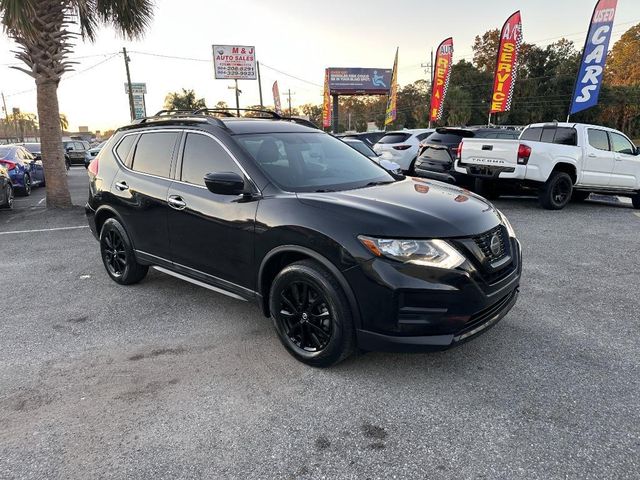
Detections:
[609, 131, 639, 189]
[167, 131, 258, 292]
[583, 128, 615, 186]
[111, 130, 179, 259]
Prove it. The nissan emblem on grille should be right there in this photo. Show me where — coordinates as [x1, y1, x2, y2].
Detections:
[490, 234, 501, 256]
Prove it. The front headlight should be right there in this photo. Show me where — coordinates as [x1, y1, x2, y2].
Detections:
[498, 210, 516, 238]
[358, 236, 465, 269]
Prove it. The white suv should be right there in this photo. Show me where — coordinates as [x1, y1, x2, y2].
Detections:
[373, 129, 434, 172]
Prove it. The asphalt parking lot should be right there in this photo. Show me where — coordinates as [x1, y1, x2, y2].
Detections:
[1, 168, 639, 479]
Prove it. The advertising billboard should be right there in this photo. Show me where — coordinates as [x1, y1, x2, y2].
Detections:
[430, 38, 454, 122]
[569, 0, 617, 115]
[328, 68, 392, 95]
[490, 11, 523, 114]
[212, 45, 257, 80]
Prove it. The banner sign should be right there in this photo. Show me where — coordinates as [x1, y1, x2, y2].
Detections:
[569, 0, 618, 115]
[322, 69, 332, 128]
[133, 94, 146, 119]
[212, 45, 257, 80]
[272, 81, 282, 115]
[328, 68, 392, 95]
[124, 82, 147, 95]
[384, 48, 399, 126]
[490, 11, 523, 114]
[430, 38, 454, 122]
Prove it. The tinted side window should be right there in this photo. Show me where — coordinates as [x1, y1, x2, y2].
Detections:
[609, 132, 635, 155]
[115, 135, 137, 167]
[416, 132, 431, 141]
[588, 129, 610, 151]
[553, 128, 577, 146]
[181, 133, 241, 186]
[131, 132, 178, 178]
[520, 127, 542, 142]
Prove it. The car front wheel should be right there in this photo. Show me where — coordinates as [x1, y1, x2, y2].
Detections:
[269, 259, 355, 367]
[99, 218, 148, 285]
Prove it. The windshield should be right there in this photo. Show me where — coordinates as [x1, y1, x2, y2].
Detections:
[235, 132, 394, 192]
[345, 139, 375, 157]
[22, 143, 40, 153]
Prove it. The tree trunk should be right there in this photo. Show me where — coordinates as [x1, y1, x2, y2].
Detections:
[36, 80, 72, 208]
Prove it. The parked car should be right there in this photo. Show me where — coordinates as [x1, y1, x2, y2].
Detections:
[0, 145, 45, 195]
[86, 111, 521, 367]
[338, 131, 386, 147]
[63, 140, 91, 166]
[341, 137, 403, 175]
[373, 129, 435, 173]
[414, 127, 520, 186]
[0, 164, 13, 209]
[85, 141, 106, 168]
[18, 142, 42, 160]
[455, 122, 640, 209]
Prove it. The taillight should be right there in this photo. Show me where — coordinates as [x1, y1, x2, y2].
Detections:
[0, 160, 17, 171]
[456, 142, 463, 161]
[88, 157, 99, 176]
[517, 144, 531, 165]
[393, 145, 411, 151]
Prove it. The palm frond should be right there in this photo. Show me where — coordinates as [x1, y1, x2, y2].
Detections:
[69, 0, 154, 41]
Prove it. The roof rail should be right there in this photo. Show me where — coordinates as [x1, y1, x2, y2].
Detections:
[193, 108, 282, 119]
[132, 109, 228, 129]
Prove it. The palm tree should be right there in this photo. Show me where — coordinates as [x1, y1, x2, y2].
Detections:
[1, 1, 153, 208]
[59, 113, 69, 132]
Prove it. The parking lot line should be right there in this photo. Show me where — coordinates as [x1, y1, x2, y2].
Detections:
[0, 225, 89, 236]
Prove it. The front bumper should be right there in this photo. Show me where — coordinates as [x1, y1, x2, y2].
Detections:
[345, 235, 522, 352]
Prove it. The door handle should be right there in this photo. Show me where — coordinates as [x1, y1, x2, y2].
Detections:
[614, 155, 623, 161]
[114, 181, 129, 191]
[168, 195, 187, 210]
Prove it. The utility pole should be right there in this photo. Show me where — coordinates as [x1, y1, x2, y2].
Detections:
[123, 47, 135, 121]
[287, 89, 292, 118]
[228, 81, 241, 116]
[1, 92, 12, 141]
[257, 61, 264, 108]
[422, 48, 434, 128]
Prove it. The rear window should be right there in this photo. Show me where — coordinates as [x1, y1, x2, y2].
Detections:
[553, 128, 578, 146]
[520, 127, 542, 142]
[425, 132, 464, 145]
[377, 133, 411, 144]
[130, 132, 179, 178]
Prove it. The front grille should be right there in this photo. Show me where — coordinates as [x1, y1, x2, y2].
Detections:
[473, 226, 507, 262]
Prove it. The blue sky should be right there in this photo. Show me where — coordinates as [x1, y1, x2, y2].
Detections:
[1, 0, 638, 131]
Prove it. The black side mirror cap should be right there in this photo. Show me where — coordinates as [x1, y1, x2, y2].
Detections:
[204, 171, 247, 196]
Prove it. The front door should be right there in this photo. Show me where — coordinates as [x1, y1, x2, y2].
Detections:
[110, 131, 180, 260]
[609, 131, 639, 189]
[167, 131, 258, 293]
[582, 128, 615, 186]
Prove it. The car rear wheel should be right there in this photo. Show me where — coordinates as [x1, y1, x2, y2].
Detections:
[99, 218, 148, 285]
[474, 178, 500, 200]
[20, 174, 31, 196]
[0, 184, 13, 209]
[269, 259, 355, 367]
[539, 171, 573, 210]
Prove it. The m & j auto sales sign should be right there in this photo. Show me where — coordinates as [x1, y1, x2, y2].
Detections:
[213, 45, 257, 80]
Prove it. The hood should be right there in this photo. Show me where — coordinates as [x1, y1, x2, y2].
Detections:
[297, 178, 501, 238]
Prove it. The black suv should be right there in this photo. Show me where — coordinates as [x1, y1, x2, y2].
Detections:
[86, 109, 521, 367]
[415, 127, 520, 186]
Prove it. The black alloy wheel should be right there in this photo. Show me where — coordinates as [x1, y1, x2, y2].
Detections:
[22, 174, 31, 196]
[99, 218, 149, 285]
[278, 281, 333, 352]
[269, 260, 355, 367]
[552, 176, 572, 204]
[539, 171, 573, 210]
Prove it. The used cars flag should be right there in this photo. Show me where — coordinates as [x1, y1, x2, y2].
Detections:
[569, 0, 618, 115]
[384, 48, 399, 126]
[490, 11, 523, 114]
[430, 38, 454, 122]
[322, 69, 331, 128]
[272, 81, 282, 115]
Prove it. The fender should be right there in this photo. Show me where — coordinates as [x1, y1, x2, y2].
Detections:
[258, 245, 362, 329]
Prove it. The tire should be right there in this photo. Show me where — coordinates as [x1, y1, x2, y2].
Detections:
[571, 191, 590, 202]
[474, 178, 500, 200]
[20, 174, 31, 196]
[539, 171, 573, 210]
[0, 184, 13, 209]
[407, 157, 417, 175]
[99, 218, 148, 285]
[269, 259, 355, 367]
[632, 193, 640, 210]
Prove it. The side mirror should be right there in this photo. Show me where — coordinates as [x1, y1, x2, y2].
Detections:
[204, 172, 246, 196]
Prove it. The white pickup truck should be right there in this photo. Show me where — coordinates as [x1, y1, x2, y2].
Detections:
[455, 122, 640, 210]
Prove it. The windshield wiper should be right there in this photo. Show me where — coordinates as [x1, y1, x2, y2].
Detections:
[314, 188, 336, 192]
[362, 180, 395, 188]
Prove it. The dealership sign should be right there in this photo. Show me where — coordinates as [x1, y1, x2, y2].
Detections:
[569, 0, 617, 115]
[430, 38, 454, 122]
[124, 82, 147, 95]
[328, 68, 392, 95]
[212, 45, 257, 80]
[490, 11, 523, 114]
